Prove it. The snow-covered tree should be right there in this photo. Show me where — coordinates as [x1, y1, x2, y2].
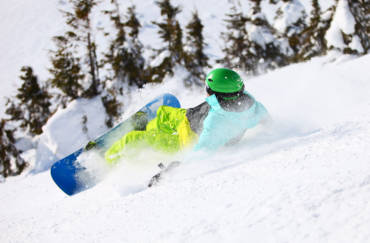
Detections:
[244, 0, 288, 72]
[102, 3, 146, 127]
[326, 0, 369, 55]
[122, 5, 146, 88]
[102, 0, 127, 92]
[0, 119, 28, 180]
[296, 0, 330, 60]
[184, 10, 209, 86]
[219, 1, 288, 75]
[347, 0, 370, 54]
[273, 0, 308, 62]
[49, 34, 85, 106]
[63, 0, 101, 98]
[218, 3, 251, 71]
[103, 3, 145, 89]
[6, 67, 52, 136]
[150, 0, 184, 83]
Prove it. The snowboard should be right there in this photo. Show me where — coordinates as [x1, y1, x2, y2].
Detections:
[50, 93, 181, 196]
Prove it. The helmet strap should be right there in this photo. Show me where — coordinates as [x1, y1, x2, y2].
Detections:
[206, 84, 244, 101]
[222, 95, 239, 100]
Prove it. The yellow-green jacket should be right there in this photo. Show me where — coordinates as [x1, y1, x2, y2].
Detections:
[105, 106, 198, 164]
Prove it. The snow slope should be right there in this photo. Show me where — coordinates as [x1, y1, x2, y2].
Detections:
[1, 54, 370, 243]
[1, 0, 370, 242]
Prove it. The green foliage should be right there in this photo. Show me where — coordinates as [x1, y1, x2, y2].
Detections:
[295, 0, 329, 61]
[49, 0, 101, 104]
[123, 6, 146, 87]
[150, 0, 185, 82]
[184, 10, 209, 86]
[102, 2, 146, 127]
[64, 0, 101, 98]
[347, 0, 370, 54]
[218, 4, 250, 71]
[0, 119, 28, 179]
[249, 2, 289, 72]
[273, 0, 308, 63]
[218, 2, 284, 74]
[74, 0, 96, 20]
[49, 35, 85, 104]
[6, 67, 52, 136]
[64, 0, 98, 29]
[104, 3, 145, 89]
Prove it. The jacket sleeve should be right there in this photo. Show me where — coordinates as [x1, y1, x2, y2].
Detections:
[104, 130, 147, 164]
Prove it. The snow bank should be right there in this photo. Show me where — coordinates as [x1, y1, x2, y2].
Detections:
[249, 54, 370, 132]
[34, 97, 107, 172]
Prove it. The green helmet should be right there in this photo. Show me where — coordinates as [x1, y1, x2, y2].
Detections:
[205, 68, 244, 93]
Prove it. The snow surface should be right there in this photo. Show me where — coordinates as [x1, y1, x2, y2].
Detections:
[34, 97, 107, 172]
[2, 53, 370, 243]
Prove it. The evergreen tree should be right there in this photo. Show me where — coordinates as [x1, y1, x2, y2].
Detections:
[6, 66, 52, 136]
[218, 3, 251, 71]
[150, 0, 184, 83]
[245, 0, 288, 72]
[325, 0, 368, 55]
[103, 3, 146, 87]
[122, 5, 146, 88]
[63, 0, 101, 98]
[49, 34, 85, 106]
[102, 2, 146, 127]
[273, 0, 308, 62]
[103, 0, 127, 91]
[0, 119, 28, 180]
[184, 10, 209, 86]
[100, 0, 126, 127]
[347, 0, 370, 54]
[297, 0, 326, 60]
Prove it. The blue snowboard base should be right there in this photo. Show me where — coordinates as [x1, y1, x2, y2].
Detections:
[50, 93, 180, 196]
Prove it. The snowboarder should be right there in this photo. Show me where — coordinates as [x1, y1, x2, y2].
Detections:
[104, 68, 270, 164]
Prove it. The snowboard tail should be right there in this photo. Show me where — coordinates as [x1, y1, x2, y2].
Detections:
[50, 93, 180, 196]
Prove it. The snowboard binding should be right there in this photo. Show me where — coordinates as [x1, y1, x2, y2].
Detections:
[148, 161, 181, 187]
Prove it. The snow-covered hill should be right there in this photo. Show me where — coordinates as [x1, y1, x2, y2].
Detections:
[1, 0, 370, 242]
[1, 54, 370, 242]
